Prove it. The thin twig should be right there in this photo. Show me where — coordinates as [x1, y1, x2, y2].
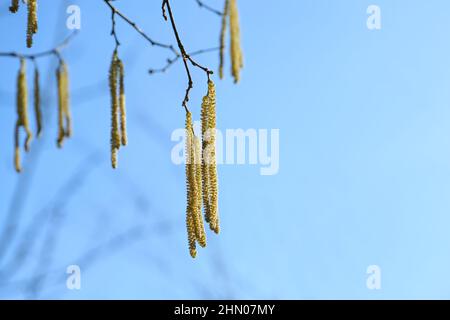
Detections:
[149, 47, 219, 74]
[194, 0, 223, 16]
[103, 0, 178, 57]
[0, 31, 78, 61]
[162, 0, 213, 111]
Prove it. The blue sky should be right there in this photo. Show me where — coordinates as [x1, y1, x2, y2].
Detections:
[1, 0, 450, 299]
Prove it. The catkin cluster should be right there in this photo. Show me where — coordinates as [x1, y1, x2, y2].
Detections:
[109, 51, 127, 169]
[11, 57, 71, 172]
[185, 81, 219, 258]
[56, 61, 72, 148]
[14, 59, 32, 173]
[219, 0, 243, 83]
[185, 111, 207, 258]
[9, 0, 38, 48]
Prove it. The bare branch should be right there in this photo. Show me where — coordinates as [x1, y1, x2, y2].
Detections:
[162, 0, 213, 111]
[194, 0, 223, 16]
[103, 0, 178, 56]
[0, 31, 78, 61]
[149, 47, 219, 74]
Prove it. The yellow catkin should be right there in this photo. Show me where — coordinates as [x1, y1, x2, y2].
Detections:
[14, 123, 21, 173]
[194, 136, 207, 247]
[229, 0, 243, 83]
[26, 0, 38, 48]
[56, 61, 71, 148]
[34, 67, 42, 137]
[201, 81, 219, 233]
[14, 59, 32, 172]
[62, 62, 72, 138]
[118, 59, 127, 146]
[187, 211, 197, 258]
[109, 52, 120, 168]
[185, 111, 197, 258]
[9, 0, 19, 13]
[56, 65, 64, 148]
[201, 90, 212, 223]
[219, 0, 230, 79]
[206, 81, 219, 233]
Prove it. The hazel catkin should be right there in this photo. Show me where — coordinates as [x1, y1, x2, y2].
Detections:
[229, 0, 243, 83]
[14, 59, 32, 172]
[26, 0, 38, 48]
[56, 61, 71, 148]
[109, 51, 128, 169]
[219, 0, 230, 79]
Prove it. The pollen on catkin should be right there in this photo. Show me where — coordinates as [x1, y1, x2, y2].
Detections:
[185, 111, 197, 258]
[201, 81, 220, 234]
[118, 59, 127, 147]
[219, 0, 230, 79]
[26, 0, 38, 48]
[14, 123, 21, 173]
[14, 59, 32, 172]
[194, 136, 207, 248]
[109, 52, 120, 168]
[9, 0, 19, 13]
[229, 0, 243, 83]
[56, 61, 71, 148]
[34, 66, 42, 137]
[109, 51, 127, 169]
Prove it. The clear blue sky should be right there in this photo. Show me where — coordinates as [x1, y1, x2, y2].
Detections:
[1, 0, 450, 299]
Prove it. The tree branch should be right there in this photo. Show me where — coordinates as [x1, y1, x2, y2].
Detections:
[162, 0, 213, 111]
[194, 0, 223, 16]
[103, 0, 178, 57]
[0, 31, 78, 61]
[149, 47, 219, 74]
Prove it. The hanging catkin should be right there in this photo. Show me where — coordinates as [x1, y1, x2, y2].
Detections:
[185, 111, 197, 258]
[118, 59, 127, 147]
[56, 61, 71, 148]
[9, 0, 19, 13]
[14, 59, 32, 173]
[219, 0, 230, 79]
[201, 81, 220, 234]
[34, 66, 42, 137]
[109, 51, 128, 169]
[194, 136, 207, 248]
[109, 52, 120, 168]
[26, 0, 38, 48]
[229, 0, 243, 83]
